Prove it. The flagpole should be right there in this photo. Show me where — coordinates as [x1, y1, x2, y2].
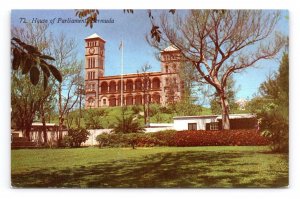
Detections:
[120, 39, 124, 107]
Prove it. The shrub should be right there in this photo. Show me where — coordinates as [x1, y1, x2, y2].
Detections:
[259, 105, 288, 153]
[170, 130, 269, 147]
[96, 129, 269, 148]
[96, 133, 127, 148]
[65, 128, 90, 147]
[112, 115, 145, 134]
[131, 105, 142, 115]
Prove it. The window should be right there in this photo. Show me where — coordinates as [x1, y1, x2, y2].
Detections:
[188, 123, 197, 130]
[103, 99, 106, 105]
[210, 122, 219, 131]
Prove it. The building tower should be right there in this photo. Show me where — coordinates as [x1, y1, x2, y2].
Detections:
[160, 45, 183, 105]
[85, 33, 105, 108]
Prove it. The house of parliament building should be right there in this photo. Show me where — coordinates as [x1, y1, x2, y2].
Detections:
[84, 33, 183, 108]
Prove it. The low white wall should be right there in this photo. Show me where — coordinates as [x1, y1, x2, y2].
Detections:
[83, 129, 113, 146]
[83, 126, 175, 146]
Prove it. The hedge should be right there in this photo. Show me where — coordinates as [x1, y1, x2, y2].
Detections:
[96, 129, 270, 148]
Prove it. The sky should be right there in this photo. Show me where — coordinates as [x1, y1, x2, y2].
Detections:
[11, 9, 289, 101]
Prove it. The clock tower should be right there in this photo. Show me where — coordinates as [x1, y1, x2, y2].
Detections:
[85, 33, 105, 108]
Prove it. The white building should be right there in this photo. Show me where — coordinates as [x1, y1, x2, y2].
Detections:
[173, 115, 218, 131]
[173, 114, 256, 131]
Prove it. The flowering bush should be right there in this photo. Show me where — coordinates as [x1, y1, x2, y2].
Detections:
[169, 130, 269, 147]
[96, 129, 269, 148]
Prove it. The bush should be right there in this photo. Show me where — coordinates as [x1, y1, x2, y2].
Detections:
[96, 133, 144, 149]
[113, 115, 145, 134]
[65, 128, 90, 147]
[96, 133, 127, 148]
[170, 130, 269, 147]
[259, 105, 288, 153]
[96, 129, 269, 148]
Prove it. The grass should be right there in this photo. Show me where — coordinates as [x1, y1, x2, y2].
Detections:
[49, 105, 213, 128]
[11, 146, 288, 188]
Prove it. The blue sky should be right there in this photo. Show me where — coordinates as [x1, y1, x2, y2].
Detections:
[11, 9, 289, 100]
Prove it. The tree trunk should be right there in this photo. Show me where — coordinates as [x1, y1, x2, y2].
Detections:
[58, 116, 64, 146]
[58, 83, 63, 146]
[143, 95, 147, 125]
[41, 108, 48, 145]
[220, 94, 231, 130]
[24, 125, 31, 141]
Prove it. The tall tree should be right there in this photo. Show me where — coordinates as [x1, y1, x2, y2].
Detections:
[137, 64, 152, 126]
[50, 33, 83, 145]
[248, 53, 289, 152]
[11, 24, 56, 142]
[148, 10, 286, 129]
[210, 76, 238, 114]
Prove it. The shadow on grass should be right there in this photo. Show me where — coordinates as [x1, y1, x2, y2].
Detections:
[12, 150, 288, 188]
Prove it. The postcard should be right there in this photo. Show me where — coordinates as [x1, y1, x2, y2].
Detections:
[11, 9, 289, 188]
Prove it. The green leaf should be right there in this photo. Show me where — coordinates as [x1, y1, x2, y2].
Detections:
[30, 66, 40, 85]
[48, 64, 62, 83]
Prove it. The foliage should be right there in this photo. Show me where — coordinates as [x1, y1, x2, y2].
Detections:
[170, 130, 269, 147]
[253, 53, 289, 153]
[84, 109, 106, 129]
[96, 133, 143, 149]
[131, 105, 142, 115]
[64, 128, 90, 147]
[112, 114, 145, 134]
[171, 101, 203, 116]
[11, 24, 57, 141]
[96, 129, 268, 148]
[75, 9, 99, 28]
[259, 104, 288, 153]
[210, 77, 239, 114]
[148, 10, 286, 130]
[75, 9, 176, 42]
[11, 37, 62, 89]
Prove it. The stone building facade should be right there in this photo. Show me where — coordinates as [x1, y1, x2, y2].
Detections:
[84, 33, 183, 108]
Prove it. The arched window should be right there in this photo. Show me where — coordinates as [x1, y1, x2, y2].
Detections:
[135, 79, 142, 91]
[101, 82, 108, 94]
[109, 81, 117, 93]
[126, 80, 133, 92]
[152, 78, 160, 89]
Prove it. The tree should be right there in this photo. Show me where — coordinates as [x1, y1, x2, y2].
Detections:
[84, 109, 106, 129]
[112, 114, 145, 134]
[11, 24, 57, 143]
[64, 128, 90, 147]
[148, 10, 286, 129]
[11, 25, 62, 88]
[75, 9, 176, 41]
[210, 76, 238, 114]
[137, 64, 152, 126]
[50, 33, 83, 145]
[253, 53, 289, 152]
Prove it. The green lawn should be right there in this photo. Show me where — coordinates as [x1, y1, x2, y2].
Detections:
[11, 146, 288, 188]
